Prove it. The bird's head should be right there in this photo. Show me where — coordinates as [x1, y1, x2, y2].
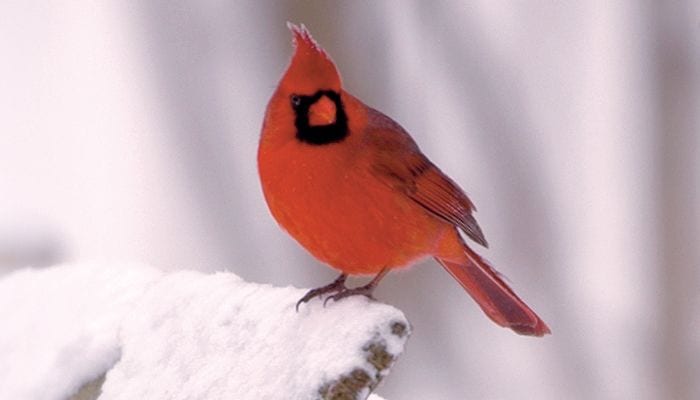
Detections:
[264, 24, 349, 146]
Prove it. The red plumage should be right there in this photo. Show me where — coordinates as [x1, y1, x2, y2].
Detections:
[258, 23, 549, 336]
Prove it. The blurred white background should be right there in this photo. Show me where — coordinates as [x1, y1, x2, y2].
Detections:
[1, 1, 699, 399]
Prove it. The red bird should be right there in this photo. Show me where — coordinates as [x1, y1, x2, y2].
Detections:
[258, 23, 550, 336]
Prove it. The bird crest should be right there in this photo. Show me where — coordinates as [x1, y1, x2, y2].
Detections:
[280, 23, 342, 94]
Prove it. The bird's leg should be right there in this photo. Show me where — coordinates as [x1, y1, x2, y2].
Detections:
[296, 273, 348, 311]
[324, 268, 390, 306]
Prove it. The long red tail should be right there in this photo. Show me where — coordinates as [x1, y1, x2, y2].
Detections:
[436, 247, 550, 336]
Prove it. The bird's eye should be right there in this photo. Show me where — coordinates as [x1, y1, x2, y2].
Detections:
[290, 95, 302, 108]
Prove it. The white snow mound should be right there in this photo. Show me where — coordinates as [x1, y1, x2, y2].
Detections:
[0, 264, 410, 400]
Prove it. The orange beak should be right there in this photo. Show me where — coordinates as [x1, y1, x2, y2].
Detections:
[308, 96, 337, 126]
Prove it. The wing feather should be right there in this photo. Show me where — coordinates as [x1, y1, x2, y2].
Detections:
[365, 109, 488, 247]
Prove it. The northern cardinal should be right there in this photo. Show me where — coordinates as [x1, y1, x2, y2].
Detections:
[258, 23, 550, 336]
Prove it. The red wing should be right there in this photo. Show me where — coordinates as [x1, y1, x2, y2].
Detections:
[373, 152, 487, 247]
[365, 113, 488, 247]
[408, 159, 487, 247]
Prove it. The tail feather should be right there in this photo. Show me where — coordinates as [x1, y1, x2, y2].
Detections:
[436, 248, 550, 336]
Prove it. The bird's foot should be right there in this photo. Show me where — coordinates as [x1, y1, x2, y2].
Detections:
[323, 268, 389, 307]
[296, 273, 347, 311]
[323, 283, 376, 306]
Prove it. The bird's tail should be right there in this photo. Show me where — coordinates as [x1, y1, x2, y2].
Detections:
[435, 244, 550, 336]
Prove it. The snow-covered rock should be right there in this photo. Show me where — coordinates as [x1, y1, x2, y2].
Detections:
[0, 264, 409, 400]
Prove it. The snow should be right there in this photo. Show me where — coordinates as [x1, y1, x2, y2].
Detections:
[0, 264, 409, 400]
[0, 264, 160, 400]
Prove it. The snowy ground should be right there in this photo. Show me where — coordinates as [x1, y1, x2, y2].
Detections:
[0, 264, 408, 400]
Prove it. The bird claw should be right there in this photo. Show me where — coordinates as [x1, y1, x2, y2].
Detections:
[295, 274, 347, 311]
[323, 285, 376, 307]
